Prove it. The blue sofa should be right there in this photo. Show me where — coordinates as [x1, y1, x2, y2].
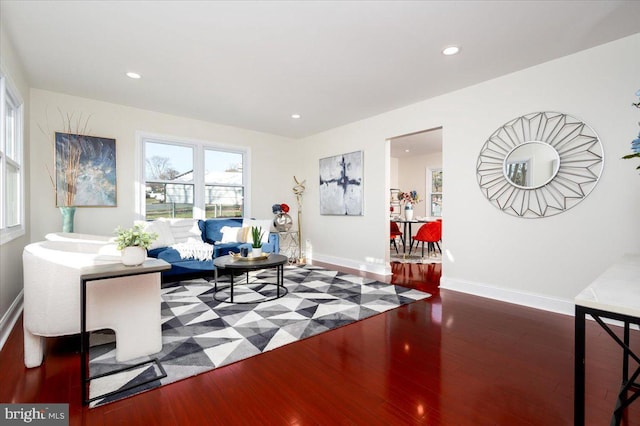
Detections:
[147, 218, 279, 282]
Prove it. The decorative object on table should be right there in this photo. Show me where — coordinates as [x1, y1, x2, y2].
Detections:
[621, 89, 640, 170]
[319, 151, 363, 216]
[272, 203, 293, 231]
[250, 226, 265, 257]
[293, 176, 306, 263]
[397, 190, 421, 221]
[114, 224, 158, 266]
[405, 205, 413, 221]
[230, 252, 269, 261]
[477, 111, 603, 218]
[240, 246, 249, 257]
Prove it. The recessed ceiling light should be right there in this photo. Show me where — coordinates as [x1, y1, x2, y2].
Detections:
[126, 72, 142, 79]
[291, 114, 301, 119]
[442, 46, 460, 56]
[405, 149, 410, 153]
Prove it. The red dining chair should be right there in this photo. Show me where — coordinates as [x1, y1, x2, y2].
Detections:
[409, 221, 442, 257]
[390, 221, 403, 254]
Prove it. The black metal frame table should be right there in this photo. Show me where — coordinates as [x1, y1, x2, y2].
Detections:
[80, 258, 171, 406]
[213, 254, 288, 304]
[391, 219, 432, 253]
[574, 254, 640, 425]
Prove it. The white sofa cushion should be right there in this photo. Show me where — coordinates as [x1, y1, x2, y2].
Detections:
[158, 218, 202, 243]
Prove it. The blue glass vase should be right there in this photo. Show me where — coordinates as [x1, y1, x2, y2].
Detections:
[59, 206, 76, 233]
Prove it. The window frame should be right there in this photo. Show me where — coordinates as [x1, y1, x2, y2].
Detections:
[0, 68, 25, 245]
[427, 167, 442, 217]
[135, 132, 251, 221]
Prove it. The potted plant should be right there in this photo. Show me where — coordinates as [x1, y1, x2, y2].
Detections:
[251, 226, 265, 257]
[114, 224, 158, 266]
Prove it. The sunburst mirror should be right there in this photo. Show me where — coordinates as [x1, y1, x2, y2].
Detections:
[476, 111, 604, 218]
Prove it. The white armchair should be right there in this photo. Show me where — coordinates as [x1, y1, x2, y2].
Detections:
[22, 239, 162, 368]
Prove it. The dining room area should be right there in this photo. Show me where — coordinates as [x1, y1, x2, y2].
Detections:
[389, 127, 443, 264]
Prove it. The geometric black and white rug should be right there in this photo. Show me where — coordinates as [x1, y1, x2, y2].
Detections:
[88, 264, 430, 407]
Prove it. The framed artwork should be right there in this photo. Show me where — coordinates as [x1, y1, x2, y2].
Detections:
[55, 132, 117, 207]
[319, 150, 363, 215]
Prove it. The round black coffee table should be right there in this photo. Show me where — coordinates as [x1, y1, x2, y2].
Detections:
[213, 254, 288, 303]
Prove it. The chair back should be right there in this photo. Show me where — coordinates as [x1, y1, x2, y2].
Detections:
[414, 221, 441, 242]
[390, 221, 402, 236]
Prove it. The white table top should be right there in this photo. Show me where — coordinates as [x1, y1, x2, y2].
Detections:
[575, 254, 640, 318]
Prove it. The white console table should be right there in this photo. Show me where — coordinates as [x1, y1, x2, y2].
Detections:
[574, 254, 640, 425]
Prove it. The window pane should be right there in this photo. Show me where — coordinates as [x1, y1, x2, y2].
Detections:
[145, 142, 193, 181]
[5, 101, 16, 160]
[431, 170, 442, 193]
[145, 183, 193, 220]
[431, 194, 442, 217]
[205, 185, 243, 218]
[6, 162, 19, 226]
[204, 149, 243, 185]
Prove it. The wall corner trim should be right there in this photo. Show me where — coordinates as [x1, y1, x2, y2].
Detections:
[311, 252, 392, 276]
[0, 290, 23, 352]
[440, 276, 574, 316]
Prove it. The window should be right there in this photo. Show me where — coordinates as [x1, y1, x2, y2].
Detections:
[0, 71, 24, 244]
[428, 168, 442, 217]
[139, 135, 249, 220]
[204, 149, 244, 218]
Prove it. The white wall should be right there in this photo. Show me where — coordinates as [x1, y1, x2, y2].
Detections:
[29, 89, 295, 241]
[390, 157, 399, 189]
[0, 24, 30, 347]
[298, 34, 640, 312]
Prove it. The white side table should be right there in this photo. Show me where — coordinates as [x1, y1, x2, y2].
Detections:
[574, 254, 640, 425]
[278, 230, 300, 261]
[80, 258, 171, 405]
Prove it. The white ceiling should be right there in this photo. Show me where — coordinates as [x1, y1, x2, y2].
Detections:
[390, 128, 443, 158]
[2, 1, 639, 139]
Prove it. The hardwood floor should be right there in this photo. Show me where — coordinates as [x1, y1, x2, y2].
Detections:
[1, 261, 638, 425]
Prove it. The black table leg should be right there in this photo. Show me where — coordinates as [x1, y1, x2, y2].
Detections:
[277, 265, 282, 297]
[230, 272, 234, 303]
[80, 278, 88, 406]
[575, 305, 586, 426]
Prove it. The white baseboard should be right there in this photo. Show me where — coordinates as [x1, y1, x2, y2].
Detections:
[0, 290, 23, 352]
[310, 252, 392, 276]
[440, 276, 574, 316]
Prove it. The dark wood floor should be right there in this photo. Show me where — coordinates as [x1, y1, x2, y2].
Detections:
[1, 261, 638, 425]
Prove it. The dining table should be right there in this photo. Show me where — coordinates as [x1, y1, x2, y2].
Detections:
[391, 218, 433, 254]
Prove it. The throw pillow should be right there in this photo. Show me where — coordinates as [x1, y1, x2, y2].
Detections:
[242, 219, 271, 244]
[159, 218, 202, 243]
[202, 218, 243, 244]
[134, 220, 175, 249]
[220, 226, 241, 243]
[238, 226, 252, 243]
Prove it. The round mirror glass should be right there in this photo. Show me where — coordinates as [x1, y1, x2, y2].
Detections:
[503, 141, 560, 189]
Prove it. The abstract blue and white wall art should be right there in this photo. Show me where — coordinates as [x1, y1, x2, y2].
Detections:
[55, 132, 117, 207]
[319, 150, 363, 215]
